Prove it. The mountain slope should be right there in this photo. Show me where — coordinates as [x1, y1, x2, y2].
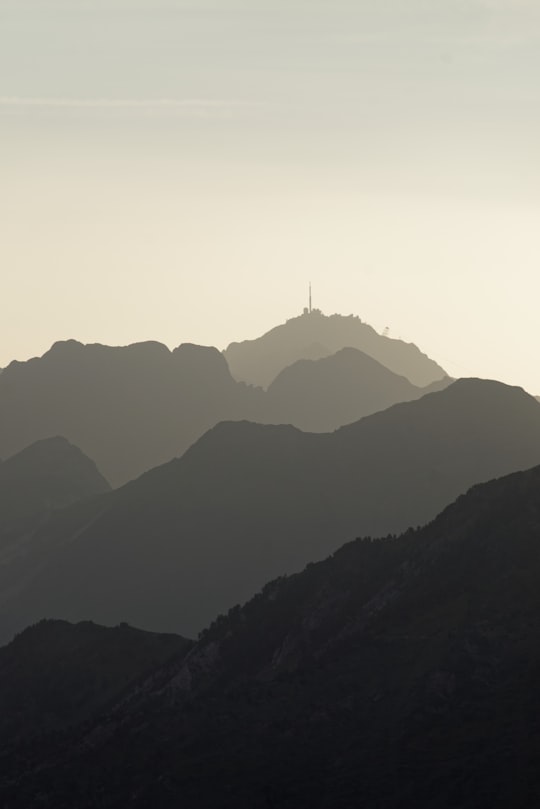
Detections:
[264, 346, 449, 431]
[0, 334, 444, 488]
[224, 310, 447, 388]
[1, 379, 539, 643]
[3, 464, 540, 807]
[0, 340, 263, 487]
[0, 437, 110, 550]
[0, 619, 190, 745]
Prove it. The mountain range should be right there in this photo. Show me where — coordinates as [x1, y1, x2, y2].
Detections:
[2, 461, 540, 807]
[0, 313, 449, 486]
[1, 377, 539, 643]
[224, 310, 447, 388]
[262, 346, 449, 433]
[1, 309, 540, 806]
[0, 339, 258, 487]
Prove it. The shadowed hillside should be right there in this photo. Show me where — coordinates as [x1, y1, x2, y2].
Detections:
[3, 464, 540, 807]
[1, 379, 539, 643]
[0, 619, 190, 744]
[224, 311, 447, 388]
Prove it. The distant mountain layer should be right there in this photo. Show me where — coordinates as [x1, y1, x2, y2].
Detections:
[0, 336, 449, 487]
[263, 346, 449, 432]
[0, 340, 261, 487]
[0, 436, 110, 550]
[224, 311, 447, 388]
[4, 463, 540, 807]
[1, 378, 539, 643]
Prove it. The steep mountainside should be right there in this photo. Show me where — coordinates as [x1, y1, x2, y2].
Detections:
[1, 379, 539, 643]
[3, 465, 540, 807]
[264, 346, 450, 431]
[0, 437, 110, 550]
[224, 310, 447, 388]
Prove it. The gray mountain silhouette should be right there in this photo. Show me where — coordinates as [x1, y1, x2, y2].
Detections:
[1, 379, 539, 643]
[0, 436, 109, 551]
[224, 310, 446, 388]
[0, 339, 262, 487]
[4, 463, 540, 808]
[0, 327, 449, 486]
[263, 346, 450, 431]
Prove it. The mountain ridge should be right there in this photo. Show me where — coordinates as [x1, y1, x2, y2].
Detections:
[224, 311, 447, 388]
[263, 346, 447, 432]
[3, 462, 540, 806]
[0, 338, 261, 486]
[0, 436, 110, 551]
[0, 618, 190, 745]
[0, 329, 450, 486]
[1, 378, 539, 643]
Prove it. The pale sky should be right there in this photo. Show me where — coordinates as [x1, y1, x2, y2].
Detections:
[1, 0, 539, 391]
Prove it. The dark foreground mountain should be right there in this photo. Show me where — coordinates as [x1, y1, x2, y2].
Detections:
[0, 619, 190, 745]
[0, 437, 110, 550]
[3, 464, 540, 808]
[224, 310, 447, 388]
[1, 379, 540, 643]
[263, 346, 450, 432]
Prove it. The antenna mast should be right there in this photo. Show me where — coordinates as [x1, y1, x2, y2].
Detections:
[309, 282, 312, 314]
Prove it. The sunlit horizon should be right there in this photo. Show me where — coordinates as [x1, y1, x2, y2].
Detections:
[2, 0, 539, 392]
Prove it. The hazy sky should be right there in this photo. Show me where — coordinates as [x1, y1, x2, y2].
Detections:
[1, 0, 539, 391]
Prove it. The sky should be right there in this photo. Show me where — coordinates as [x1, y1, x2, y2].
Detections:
[1, 0, 539, 391]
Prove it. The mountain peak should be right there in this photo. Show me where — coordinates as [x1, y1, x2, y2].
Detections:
[265, 346, 424, 432]
[48, 339, 84, 354]
[172, 343, 234, 384]
[224, 311, 446, 388]
[1, 435, 109, 484]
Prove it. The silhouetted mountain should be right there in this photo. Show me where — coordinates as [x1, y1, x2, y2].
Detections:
[263, 346, 451, 431]
[0, 331, 450, 487]
[0, 437, 110, 551]
[4, 464, 540, 807]
[1, 379, 540, 644]
[224, 310, 447, 388]
[0, 339, 263, 486]
[0, 619, 190, 745]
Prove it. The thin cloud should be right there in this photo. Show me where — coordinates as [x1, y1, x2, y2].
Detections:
[0, 97, 252, 115]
